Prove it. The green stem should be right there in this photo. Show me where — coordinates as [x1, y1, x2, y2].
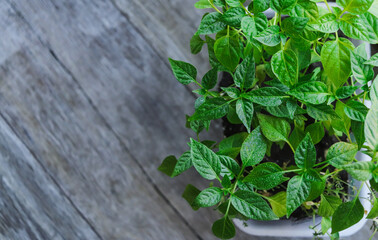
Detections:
[240, 2, 253, 17]
[209, 0, 222, 14]
[286, 141, 295, 153]
[323, 0, 333, 13]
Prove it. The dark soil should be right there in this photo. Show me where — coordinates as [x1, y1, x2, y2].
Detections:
[220, 72, 348, 220]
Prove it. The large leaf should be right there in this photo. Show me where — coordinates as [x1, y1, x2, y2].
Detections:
[286, 175, 311, 217]
[321, 38, 354, 88]
[190, 97, 229, 121]
[318, 194, 342, 217]
[336, 0, 374, 14]
[236, 99, 254, 133]
[225, 0, 242, 7]
[214, 35, 240, 71]
[342, 161, 375, 181]
[306, 104, 339, 121]
[281, 17, 309, 37]
[270, 0, 297, 14]
[241, 14, 268, 40]
[219, 155, 241, 178]
[271, 49, 298, 87]
[350, 51, 374, 85]
[365, 53, 378, 67]
[190, 139, 221, 180]
[295, 133, 316, 169]
[253, 0, 270, 13]
[243, 87, 285, 106]
[169, 58, 197, 85]
[221, 7, 245, 27]
[202, 68, 218, 90]
[370, 76, 378, 102]
[289, 0, 319, 23]
[288, 81, 329, 104]
[360, 12, 378, 44]
[257, 113, 291, 142]
[234, 54, 255, 90]
[309, 13, 339, 33]
[197, 12, 227, 35]
[231, 190, 278, 220]
[212, 217, 235, 239]
[254, 25, 281, 46]
[331, 198, 364, 233]
[305, 122, 325, 145]
[326, 142, 358, 168]
[266, 192, 287, 218]
[173, 151, 192, 177]
[344, 100, 369, 122]
[335, 85, 359, 99]
[365, 103, 378, 151]
[240, 126, 267, 166]
[340, 14, 370, 42]
[193, 187, 223, 208]
[244, 162, 287, 190]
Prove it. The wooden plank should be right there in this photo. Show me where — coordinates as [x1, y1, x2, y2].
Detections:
[0, 2, 204, 239]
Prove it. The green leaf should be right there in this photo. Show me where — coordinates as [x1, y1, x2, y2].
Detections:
[254, 25, 281, 47]
[168, 58, 197, 85]
[266, 192, 287, 218]
[214, 35, 240, 71]
[343, 161, 375, 181]
[158, 155, 177, 177]
[281, 17, 309, 37]
[231, 190, 278, 220]
[321, 217, 332, 234]
[332, 101, 351, 135]
[309, 13, 339, 33]
[212, 217, 236, 239]
[173, 151, 193, 177]
[253, 0, 270, 13]
[257, 113, 291, 142]
[243, 87, 285, 107]
[190, 35, 205, 54]
[221, 7, 245, 27]
[222, 87, 240, 98]
[351, 120, 365, 149]
[340, 14, 370, 42]
[290, 0, 319, 23]
[295, 133, 316, 169]
[241, 14, 268, 40]
[193, 187, 223, 208]
[240, 126, 267, 167]
[307, 179, 326, 201]
[194, 0, 213, 9]
[286, 175, 311, 217]
[359, 12, 378, 44]
[367, 196, 378, 219]
[220, 132, 248, 151]
[221, 174, 232, 188]
[190, 138, 221, 180]
[350, 51, 374, 86]
[318, 194, 342, 217]
[225, 0, 242, 7]
[344, 100, 369, 122]
[305, 122, 325, 145]
[288, 81, 329, 105]
[326, 142, 358, 168]
[206, 36, 221, 68]
[182, 184, 201, 210]
[236, 99, 254, 133]
[202, 68, 218, 90]
[370, 76, 378, 102]
[234, 54, 255, 90]
[336, 0, 374, 14]
[365, 52, 378, 66]
[365, 102, 378, 151]
[335, 86, 359, 99]
[190, 97, 229, 121]
[266, 101, 295, 119]
[271, 49, 298, 86]
[197, 12, 227, 35]
[270, 0, 297, 14]
[331, 198, 364, 233]
[306, 104, 339, 121]
[321, 38, 354, 88]
[244, 162, 287, 190]
[219, 155, 241, 178]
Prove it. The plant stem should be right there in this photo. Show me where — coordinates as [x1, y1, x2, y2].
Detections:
[209, 0, 222, 14]
[323, 0, 333, 13]
[240, 2, 253, 17]
[286, 141, 295, 153]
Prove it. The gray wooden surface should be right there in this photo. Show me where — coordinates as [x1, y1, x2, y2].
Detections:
[0, 0, 373, 239]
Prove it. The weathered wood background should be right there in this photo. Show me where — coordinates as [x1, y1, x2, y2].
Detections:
[0, 0, 373, 239]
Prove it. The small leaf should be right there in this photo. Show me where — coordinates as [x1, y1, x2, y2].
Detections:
[240, 126, 267, 167]
[190, 97, 229, 121]
[169, 58, 197, 85]
[219, 155, 241, 178]
[321, 217, 332, 234]
[318, 194, 342, 217]
[326, 142, 358, 168]
[222, 87, 240, 98]
[290, 0, 319, 23]
[241, 14, 268, 40]
[270, 0, 297, 14]
[306, 104, 339, 121]
[244, 162, 287, 190]
[212, 217, 236, 239]
[305, 122, 325, 145]
[344, 100, 369, 122]
[335, 86, 359, 99]
[351, 120, 365, 149]
[350, 51, 374, 85]
[158, 155, 177, 177]
[309, 14, 339, 33]
[236, 98, 254, 133]
[282, 17, 309, 37]
[231, 190, 278, 220]
[295, 133, 316, 169]
[202, 68, 218, 90]
[243, 87, 285, 107]
[225, 0, 242, 7]
[221, 175, 232, 188]
[182, 184, 201, 210]
[193, 187, 223, 208]
[214, 35, 240, 71]
[194, 0, 213, 9]
[221, 7, 245, 27]
[266, 192, 287, 218]
[286, 175, 312, 217]
[190, 35, 205, 54]
[234, 54, 255, 90]
[367, 196, 378, 219]
[340, 14, 370, 42]
[331, 198, 364, 233]
[288, 81, 329, 105]
[336, 0, 374, 14]
[253, 0, 270, 13]
[359, 12, 378, 44]
[254, 25, 281, 47]
[365, 102, 378, 151]
[364, 52, 378, 66]
[173, 151, 193, 177]
[271, 49, 298, 87]
[197, 12, 227, 35]
[191, 138, 221, 180]
[257, 113, 291, 142]
[343, 161, 375, 181]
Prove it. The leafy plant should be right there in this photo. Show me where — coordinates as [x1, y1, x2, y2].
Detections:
[159, 0, 378, 238]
